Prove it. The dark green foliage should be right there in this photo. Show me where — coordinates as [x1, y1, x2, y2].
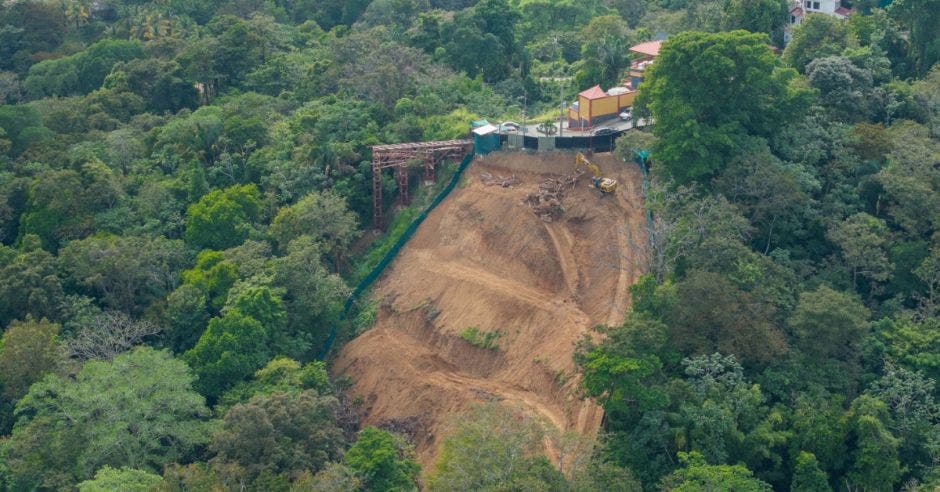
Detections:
[184, 308, 273, 400]
[0, 1, 938, 489]
[783, 14, 850, 73]
[0, 105, 45, 157]
[0, 236, 66, 327]
[209, 390, 345, 486]
[638, 30, 809, 184]
[24, 39, 145, 98]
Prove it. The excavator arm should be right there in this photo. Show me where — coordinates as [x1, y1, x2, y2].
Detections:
[575, 152, 617, 194]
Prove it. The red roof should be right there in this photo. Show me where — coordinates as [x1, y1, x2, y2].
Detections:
[834, 6, 853, 15]
[579, 85, 608, 100]
[629, 40, 662, 57]
[790, 6, 804, 15]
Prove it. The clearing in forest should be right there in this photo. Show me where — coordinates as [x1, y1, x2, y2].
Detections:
[334, 150, 647, 467]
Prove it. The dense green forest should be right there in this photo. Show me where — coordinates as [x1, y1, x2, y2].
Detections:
[0, 0, 938, 490]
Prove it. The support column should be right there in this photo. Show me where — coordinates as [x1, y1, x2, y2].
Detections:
[372, 159, 383, 228]
[424, 151, 436, 182]
[396, 166, 409, 205]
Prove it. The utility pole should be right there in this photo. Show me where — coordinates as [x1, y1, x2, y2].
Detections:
[554, 36, 563, 137]
[522, 91, 527, 137]
[559, 77, 564, 137]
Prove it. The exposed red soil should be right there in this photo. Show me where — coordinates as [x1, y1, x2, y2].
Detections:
[334, 150, 647, 468]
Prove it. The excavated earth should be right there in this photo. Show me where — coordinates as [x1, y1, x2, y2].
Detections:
[334, 150, 647, 467]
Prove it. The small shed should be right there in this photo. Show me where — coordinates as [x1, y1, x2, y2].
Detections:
[471, 119, 499, 155]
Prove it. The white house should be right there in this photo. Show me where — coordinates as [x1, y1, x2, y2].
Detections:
[787, 0, 853, 41]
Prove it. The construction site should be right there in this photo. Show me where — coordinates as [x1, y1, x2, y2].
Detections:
[335, 149, 648, 467]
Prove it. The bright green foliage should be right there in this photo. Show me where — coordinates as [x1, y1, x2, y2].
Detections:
[78, 466, 163, 492]
[458, 326, 502, 349]
[220, 357, 332, 408]
[638, 30, 806, 184]
[181, 250, 239, 311]
[845, 396, 903, 491]
[183, 285, 289, 399]
[184, 184, 262, 250]
[788, 391, 849, 474]
[660, 451, 773, 491]
[209, 390, 345, 486]
[224, 285, 287, 334]
[575, 313, 668, 422]
[345, 427, 421, 491]
[877, 317, 940, 384]
[184, 310, 271, 400]
[2, 348, 211, 490]
[790, 452, 831, 492]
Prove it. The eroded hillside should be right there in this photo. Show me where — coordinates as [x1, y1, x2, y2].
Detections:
[335, 151, 647, 466]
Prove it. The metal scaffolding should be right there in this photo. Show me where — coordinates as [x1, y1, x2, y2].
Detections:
[371, 139, 472, 227]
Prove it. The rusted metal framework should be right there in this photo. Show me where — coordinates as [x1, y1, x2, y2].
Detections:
[372, 139, 472, 227]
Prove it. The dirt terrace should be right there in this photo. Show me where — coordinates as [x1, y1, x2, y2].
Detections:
[334, 150, 647, 467]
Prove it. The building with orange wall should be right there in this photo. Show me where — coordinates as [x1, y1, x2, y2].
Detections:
[566, 40, 663, 130]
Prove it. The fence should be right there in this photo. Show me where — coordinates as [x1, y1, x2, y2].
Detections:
[319, 150, 477, 358]
[500, 130, 625, 153]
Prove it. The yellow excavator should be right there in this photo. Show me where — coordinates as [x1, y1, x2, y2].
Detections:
[575, 152, 618, 194]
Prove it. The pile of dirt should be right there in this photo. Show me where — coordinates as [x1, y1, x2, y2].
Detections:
[334, 150, 647, 468]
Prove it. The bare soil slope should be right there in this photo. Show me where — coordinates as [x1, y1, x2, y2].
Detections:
[334, 151, 647, 466]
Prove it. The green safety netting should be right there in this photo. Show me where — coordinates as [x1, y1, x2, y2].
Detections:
[319, 149, 476, 358]
[633, 150, 654, 244]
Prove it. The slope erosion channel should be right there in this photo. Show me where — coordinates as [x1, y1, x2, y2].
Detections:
[335, 150, 647, 467]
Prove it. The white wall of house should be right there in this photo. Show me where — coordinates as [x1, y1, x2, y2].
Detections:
[800, 0, 838, 14]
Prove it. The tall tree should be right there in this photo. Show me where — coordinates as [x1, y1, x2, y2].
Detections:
[887, 0, 940, 75]
[637, 30, 808, 184]
[789, 452, 831, 492]
[659, 451, 772, 491]
[2, 348, 211, 490]
[344, 427, 421, 491]
[782, 14, 850, 73]
[184, 184, 262, 251]
[209, 390, 345, 487]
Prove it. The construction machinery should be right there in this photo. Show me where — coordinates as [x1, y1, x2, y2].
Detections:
[575, 152, 618, 194]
